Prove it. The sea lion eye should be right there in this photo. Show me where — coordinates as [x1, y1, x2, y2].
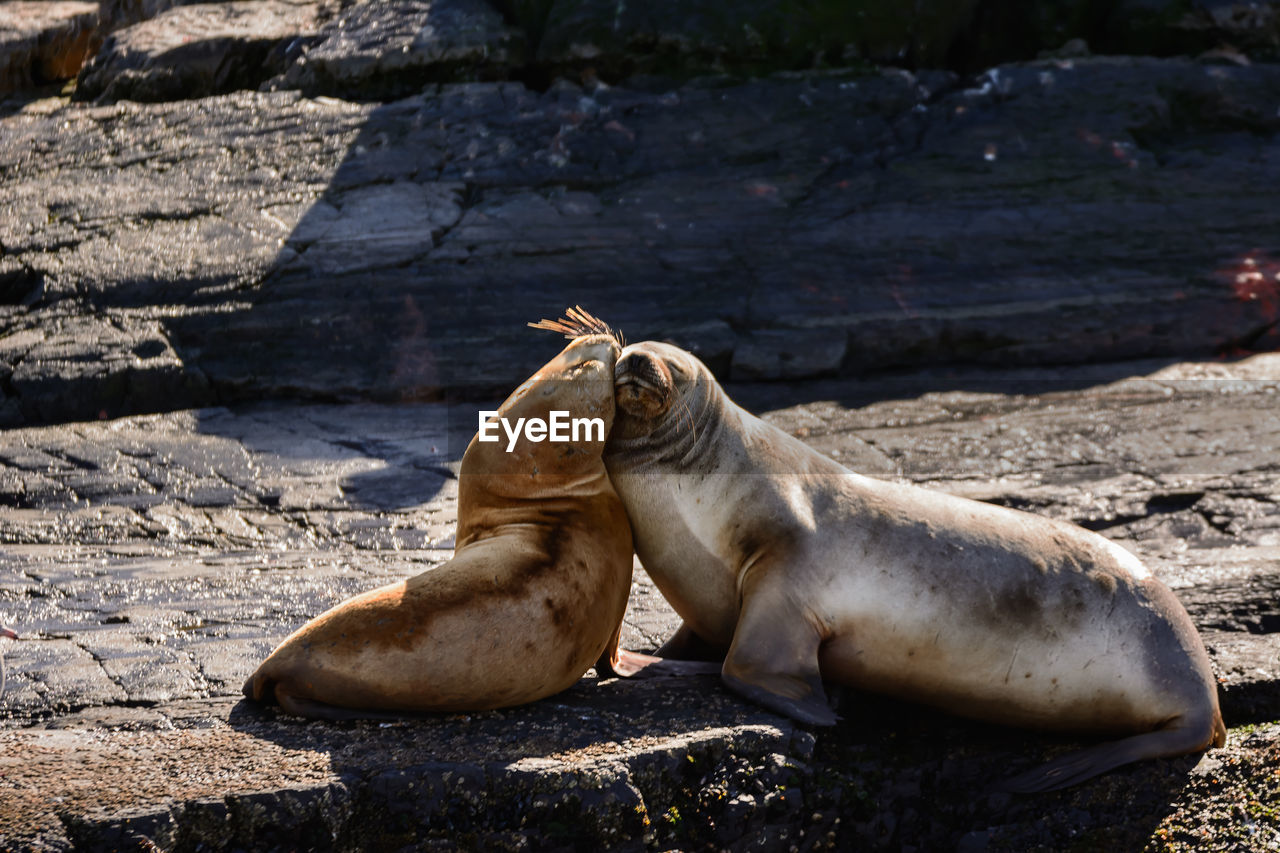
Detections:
[666, 361, 691, 383]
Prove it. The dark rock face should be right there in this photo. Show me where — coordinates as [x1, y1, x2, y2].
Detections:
[0, 1, 101, 93]
[7, 1, 1280, 107]
[3, 55, 1280, 425]
[265, 0, 522, 99]
[75, 0, 325, 104]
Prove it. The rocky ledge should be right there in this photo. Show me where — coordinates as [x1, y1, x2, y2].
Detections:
[1, 353, 1277, 851]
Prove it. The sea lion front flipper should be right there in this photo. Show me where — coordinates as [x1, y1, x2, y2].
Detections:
[720, 571, 837, 727]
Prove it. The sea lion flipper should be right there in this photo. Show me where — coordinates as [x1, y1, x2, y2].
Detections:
[721, 670, 837, 726]
[998, 714, 1224, 792]
[720, 575, 837, 726]
[272, 683, 418, 721]
[594, 618, 626, 675]
[655, 622, 727, 662]
[605, 647, 721, 678]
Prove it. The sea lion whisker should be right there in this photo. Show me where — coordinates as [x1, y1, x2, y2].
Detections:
[674, 390, 698, 446]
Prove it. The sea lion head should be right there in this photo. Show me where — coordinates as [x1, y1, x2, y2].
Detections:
[611, 340, 713, 441]
[464, 309, 625, 489]
[477, 332, 622, 470]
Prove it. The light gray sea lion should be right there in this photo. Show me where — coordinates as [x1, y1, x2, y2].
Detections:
[243, 315, 632, 719]
[601, 340, 1226, 791]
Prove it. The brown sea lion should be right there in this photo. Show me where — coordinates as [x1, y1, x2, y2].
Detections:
[243, 314, 631, 719]
[601, 340, 1225, 791]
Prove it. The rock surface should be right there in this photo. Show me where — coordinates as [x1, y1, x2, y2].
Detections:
[0, 1, 100, 93]
[1, 353, 1277, 850]
[2, 1, 1279, 849]
[2, 56, 1279, 426]
[264, 0, 521, 99]
[75, 0, 326, 104]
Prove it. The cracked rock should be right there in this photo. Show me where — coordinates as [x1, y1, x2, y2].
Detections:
[264, 0, 521, 100]
[75, 0, 326, 104]
[3, 57, 1280, 424]
[0, 0, 101, 94]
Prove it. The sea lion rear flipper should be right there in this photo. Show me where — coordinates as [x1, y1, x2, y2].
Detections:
[720, 571, 837, 727]
[594, 618, 625, 675]
[603, 647, 721, 678]
[243, 670, 386, 721]
[597, 621, 724, 678]
[998, 712, 1225, 792]
[655, 622, 727, 662]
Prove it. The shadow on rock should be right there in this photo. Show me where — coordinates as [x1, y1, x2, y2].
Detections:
[189, 402, 458, 511]
[724, 356, 1189, 415]
[337, 462, 456, 511]
[220, 668, 1207, 850]
[810, 689, 1200, 851]
[221, 674, 820, 850]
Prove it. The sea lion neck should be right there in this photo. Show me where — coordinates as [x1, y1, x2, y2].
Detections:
[461, 466, 614, 507]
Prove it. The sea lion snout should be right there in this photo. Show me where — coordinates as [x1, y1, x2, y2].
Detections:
[615, 350, 673, 419]
[562, 334, 621, 365]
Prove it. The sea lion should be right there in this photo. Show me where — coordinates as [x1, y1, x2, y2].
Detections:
[601, 340, 1226, 791]
[243, 316, 632, 719]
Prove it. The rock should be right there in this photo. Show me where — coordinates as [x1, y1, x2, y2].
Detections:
[506, 0, 982, 73]
[0, 0, 101, 93]
[0, 313, 210, 425]
[1202, 630, 1280, 724]
[264, 0, 521, 100]
[287, 179, 466, 275]
[74, 0, 325, 104]
[0, 355, 1277, 848]
[5, 56, 1280, 424]
[731, 327, 847, 380]
[97, 0, 182, 33]
[0, 692, 810, 851]
[1176, 1, 1280, 63]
